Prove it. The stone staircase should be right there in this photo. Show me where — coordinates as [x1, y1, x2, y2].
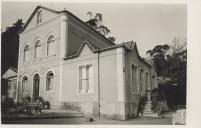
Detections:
[142, 91, 158, 118]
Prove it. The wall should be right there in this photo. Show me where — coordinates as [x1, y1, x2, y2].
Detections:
[67, 14, 115, 56]
[25, 8, 58, 32]
[61, 43, 126, 119]
[124, 47, 152, 119]
[62, 44, 99, 115]
[17, 11, 63, 109]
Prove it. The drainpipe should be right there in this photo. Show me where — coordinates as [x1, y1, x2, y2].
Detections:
[97, 49, 100, 118]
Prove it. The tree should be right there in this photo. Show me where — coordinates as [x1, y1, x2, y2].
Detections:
[166, 38, 187, 86]
[146, 44, 170, 76]
[1, 19, 24, 75]
[86, 12, 116, 42]
[146, 37, 187, 106]
[146, 39, 186, 84]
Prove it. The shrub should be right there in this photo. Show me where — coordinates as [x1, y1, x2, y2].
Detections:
[36, 97, 50, 109]
[38, 97, 44, 102]
[1, 97, 15, 112]
[23, 96, 31, 103]
[137, 95, 147, 116]
[44, 101, 50, 109]
[151, 88, 169, 114]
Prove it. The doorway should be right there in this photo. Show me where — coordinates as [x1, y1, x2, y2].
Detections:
[33, 74, 40, 101]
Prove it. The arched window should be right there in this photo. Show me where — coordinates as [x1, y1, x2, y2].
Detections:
[34, 40, 41, 59]
[47, 35, 55, 56]
[22, 76, 28, 92]
[24, 45, 30, 62]
[46, 71, 54, 91]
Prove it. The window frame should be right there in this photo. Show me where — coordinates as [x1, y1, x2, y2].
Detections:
[47, 35, 56, 56]
[22, 76, 28, 93]
[145, 72, 150, 90]
[46, 71, 54, 92]
[24, 45, 30, 62]
[34, 40, 41, 59]
[7, 79, 17, 99]
[131, 64, 138, 94]
[139, 67, 144, 92]
[78, 63, 94, 94]
[37, 10, 42, 25]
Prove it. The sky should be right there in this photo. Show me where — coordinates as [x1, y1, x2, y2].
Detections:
[1, 1, 187, 57]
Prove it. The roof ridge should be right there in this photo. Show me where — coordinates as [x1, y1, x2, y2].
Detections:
[8, 66, 17, 72]
[18, 5, 116, 46]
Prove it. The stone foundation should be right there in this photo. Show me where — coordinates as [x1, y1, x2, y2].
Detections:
[125, 101, 139, 119]
[61, 101, 128, 120]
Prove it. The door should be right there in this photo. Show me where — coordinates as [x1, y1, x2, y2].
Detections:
[33, 74, 40, 101]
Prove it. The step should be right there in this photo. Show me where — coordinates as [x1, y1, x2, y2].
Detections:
[143, 113, 158, 118]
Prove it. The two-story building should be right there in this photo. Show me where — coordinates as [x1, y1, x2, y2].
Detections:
[16, 5, 158, 120]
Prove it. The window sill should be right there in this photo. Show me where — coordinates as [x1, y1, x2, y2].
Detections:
[132, 91, 140, 95]
[33, 58, 42, 61]
[79, 90, 94, 95]
[44, 90, 55, 94]
[21, 92, 29, 95]
[23, 61, 31, 64]
[46, 54, 56, 58]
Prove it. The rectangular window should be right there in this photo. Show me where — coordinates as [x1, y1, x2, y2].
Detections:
[79, 64, 94, 94]
[145, 72, 149, 90]
[37, 10, 42, 24]
[8, 80, 17, 99]
[139, 69, 143, 91]
[131, 65, 138, 92]
[24, 50, 30, 62]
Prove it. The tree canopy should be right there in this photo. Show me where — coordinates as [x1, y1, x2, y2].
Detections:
[1, 19, 24, 75]
[146, 38, 187, 86]
[86, 12, 116, 42]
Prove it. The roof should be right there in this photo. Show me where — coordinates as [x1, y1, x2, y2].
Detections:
[64, 40, 151, 67]
[18, 5, 150, 67]
[123, 41, 151, 67]
[64, 40, 125, 60]
[18, 5, 115, 46]
[2, 67, 17, 79]
[9, 66, 17, 72]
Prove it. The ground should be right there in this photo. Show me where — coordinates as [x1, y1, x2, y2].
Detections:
[1, 110, 175, 124]
[2, 117, 172, 124]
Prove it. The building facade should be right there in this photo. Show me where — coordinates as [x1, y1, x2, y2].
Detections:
[2, 67, 18, 103]
[16, 6, 158, 120]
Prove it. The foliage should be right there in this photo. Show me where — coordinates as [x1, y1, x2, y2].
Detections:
[37, 96, 44, 102]
[86, 12, 116, 42]
[146, 37, 187, 87]
[37, 97, 50, 109]
[137, 95, 147, 116]
[1, 97, 15, 112]
[147, 37, 187, 106]
[23, 96, 31, 103]
[1, 19, 24, 75]
[151, 88, 168, 114]
[159, 82, 186, 109]
[146, 44, 170, 76]
[43, 101, 50, 109]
